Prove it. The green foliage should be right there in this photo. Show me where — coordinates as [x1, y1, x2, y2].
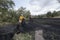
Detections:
[13, 33, 33, 40]
[46, 11, 52, 18]
[17, 7, 31, 20]
[35, 11, 60, 18]
[52, 11, 58, 17]
[0, 0, 15, 12]
[0, 0, 16, 23]
[0, 7, 31, 23]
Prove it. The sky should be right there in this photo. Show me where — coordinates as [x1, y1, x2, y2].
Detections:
[13, 0, 60, 15]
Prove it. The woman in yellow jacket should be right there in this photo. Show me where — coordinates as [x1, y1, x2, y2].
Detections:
[19, 14, 25, 24]
[17, 14, 25, 33]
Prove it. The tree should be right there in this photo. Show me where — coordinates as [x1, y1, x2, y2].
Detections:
[57, 11, 60, 15]
[24, 11, 31, 18]
[37, 15, 44, 18]
[0, 0, 15, 22]
[7, 9, 17, 22]
[52, 11, 57, 17]
[46, 11, 52, 18]
[17, 7, 31, 19]
[0, 0, 15, 12]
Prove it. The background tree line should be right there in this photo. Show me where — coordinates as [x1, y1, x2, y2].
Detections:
[34, 11, 60, 18]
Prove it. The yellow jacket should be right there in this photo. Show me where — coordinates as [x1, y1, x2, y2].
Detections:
[19, 16, 24, 23]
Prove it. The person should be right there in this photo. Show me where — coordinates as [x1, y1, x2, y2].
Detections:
[19, 14, 25, 24]
[18, 14, 26, 33]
